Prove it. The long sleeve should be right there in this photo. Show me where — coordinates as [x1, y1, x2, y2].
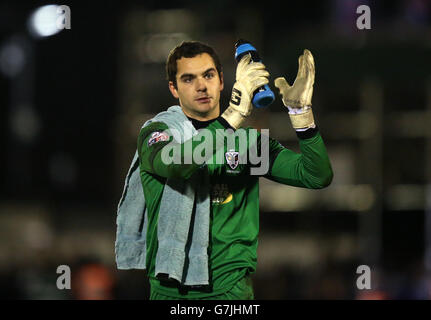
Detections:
[266, 129, 333, 189]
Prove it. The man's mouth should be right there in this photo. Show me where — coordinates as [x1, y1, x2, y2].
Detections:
[195, 96, 211, 103]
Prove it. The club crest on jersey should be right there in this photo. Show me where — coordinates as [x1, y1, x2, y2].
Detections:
[148, 131, 169, 146]
[225, 150, 239, 170]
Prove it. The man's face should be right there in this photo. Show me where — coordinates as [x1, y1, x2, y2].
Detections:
[169, 53, 224, 121]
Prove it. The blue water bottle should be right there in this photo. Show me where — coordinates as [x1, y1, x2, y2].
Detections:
[234, 39, 275, 108]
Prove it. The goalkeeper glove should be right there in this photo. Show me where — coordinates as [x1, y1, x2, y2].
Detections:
[274, 49, 316, 131]
[221, 54, 269, 129]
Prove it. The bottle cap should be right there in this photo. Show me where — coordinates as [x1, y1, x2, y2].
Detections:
[235, 39, 249, 49]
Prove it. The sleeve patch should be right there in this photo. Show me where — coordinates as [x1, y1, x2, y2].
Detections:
[147, 131, 170, 147]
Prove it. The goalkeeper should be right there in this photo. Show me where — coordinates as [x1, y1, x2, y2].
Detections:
[122, 41, 333, 299]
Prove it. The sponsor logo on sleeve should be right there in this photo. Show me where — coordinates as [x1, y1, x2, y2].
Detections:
[148, 131, 170, 147]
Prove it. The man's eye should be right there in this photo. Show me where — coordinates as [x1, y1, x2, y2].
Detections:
[205, 73, 215, 79]
[184, 78, 192, 83]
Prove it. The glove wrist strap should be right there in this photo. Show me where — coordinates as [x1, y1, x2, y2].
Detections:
[289, 108, 315, 130]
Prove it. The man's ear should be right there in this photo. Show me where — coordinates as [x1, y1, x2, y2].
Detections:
[168, 81, 179, 99]
[219, 72, 224, 91]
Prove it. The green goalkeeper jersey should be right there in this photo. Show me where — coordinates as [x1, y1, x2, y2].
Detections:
[137, 116, 333, 298]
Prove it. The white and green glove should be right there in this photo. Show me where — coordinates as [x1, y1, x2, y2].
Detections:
[274, 49, 316, 131]
[221, 54, 270, 129]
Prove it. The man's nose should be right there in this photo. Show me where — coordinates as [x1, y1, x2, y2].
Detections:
[195, 77, 207, 91]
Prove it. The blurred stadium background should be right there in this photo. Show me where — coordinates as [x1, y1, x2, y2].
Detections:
[0, 0, 431, 299]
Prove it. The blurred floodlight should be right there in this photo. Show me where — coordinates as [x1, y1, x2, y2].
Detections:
[138, 33, 190, 63]
[146, 9, 197, 33]
[28, 5, 62, 38]
[0, 42, 25, 77]
[10, 105, 41, 143]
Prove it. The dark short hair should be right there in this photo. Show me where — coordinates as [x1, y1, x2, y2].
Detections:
[166, 41, 223, 88]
